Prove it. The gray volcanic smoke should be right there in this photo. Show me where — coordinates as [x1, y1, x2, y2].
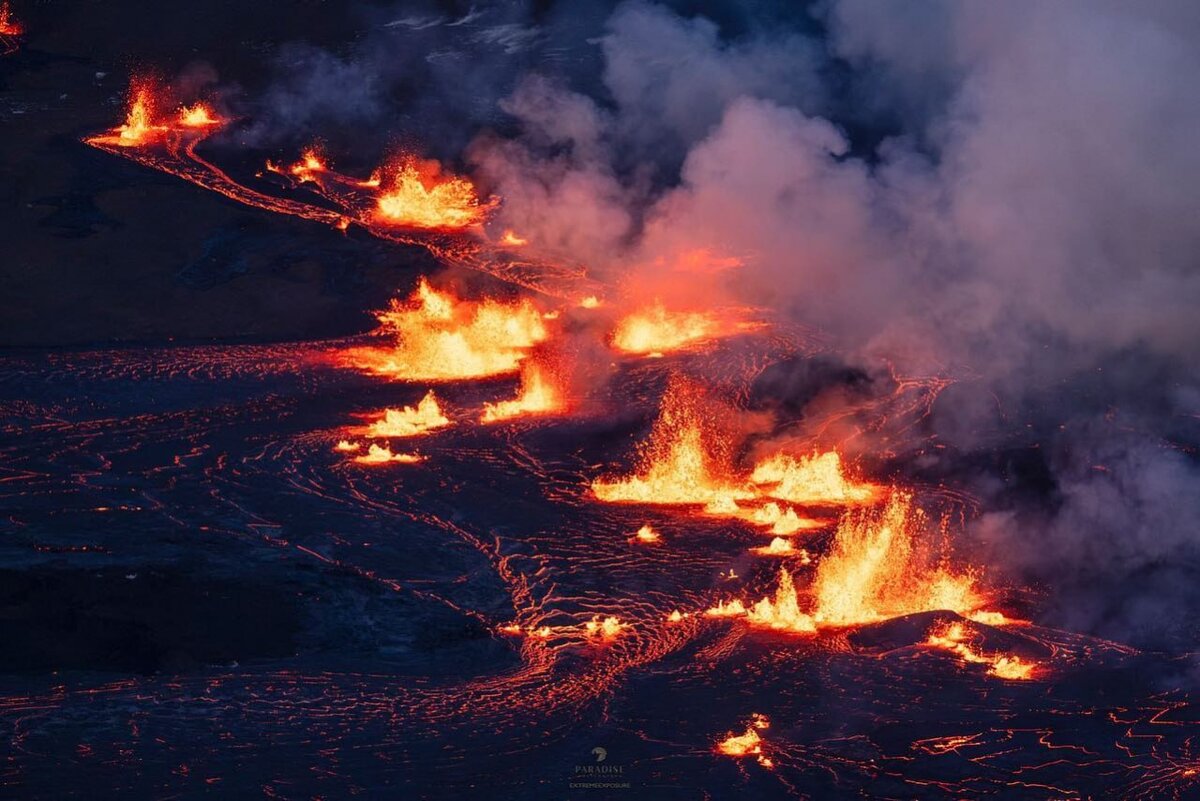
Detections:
[469, 0, 1200, 648]
[253, 0, 1200, 647]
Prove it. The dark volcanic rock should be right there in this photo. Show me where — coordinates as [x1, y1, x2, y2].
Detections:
[0, 566, 301, 674]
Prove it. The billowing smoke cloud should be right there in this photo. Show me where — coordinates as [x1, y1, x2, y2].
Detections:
[249, 0, 1200, 646]
[469, 0, 1200, 646]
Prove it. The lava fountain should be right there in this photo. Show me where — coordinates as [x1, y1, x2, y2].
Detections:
[373, 157, 492, 230]
[363, 391, 452, 437]
[709, 492, 990, 632]
[346, 278, 548, 381]
[480, 360, 566, 423]
[591, 376, 748, 505]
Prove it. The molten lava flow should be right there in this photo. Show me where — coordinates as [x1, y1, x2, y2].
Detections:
[584, 616, 625, 640]
[592, 378, 748, 505]
[480, 361, 564, 423]
[499, 230, 527, 247]
[750, 451, 878, 506]
[348, 278, 548, 381]
[967, 610, 1014, 626]
[352, 444, 422, 465]
[579, 296, 602, 309]
[611, 302, 720, 356]
[333, 440, 361, 453]
[716, 714, 773, 768]
[374, 158, 489, 230]
[364, 391, 451, 437]
[925, 621, 1038, 681]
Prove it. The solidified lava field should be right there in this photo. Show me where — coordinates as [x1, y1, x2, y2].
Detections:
[3, 2, 1200, 800]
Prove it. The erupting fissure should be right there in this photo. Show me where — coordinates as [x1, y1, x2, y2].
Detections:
[716, 714, 774, 768]
[611, 302, 720, 356]
[363, 391, 451, 437]
[591, 377, 748, 505]
[480, 361, 565, 422]
[708, 492, 992, 632]
[374, 158, 492, 230]
[347, 278, 548, 381]
[351, 443, 423, 465]
[590, 379, 872, 539]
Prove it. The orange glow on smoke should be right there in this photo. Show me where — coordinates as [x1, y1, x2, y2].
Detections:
[374, 158, 489, 229]
[480, 361, 565, 423]
[717, 714, 773, 768]
[0, 2, 24, 36]
[925, 621, 1038, 680]
[591, 378, 749, 505]
[673, 248, 744, 274]
[352, 443, 423, 465]
[347, 277, 548, 381]
[364, 391, 451, 437]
